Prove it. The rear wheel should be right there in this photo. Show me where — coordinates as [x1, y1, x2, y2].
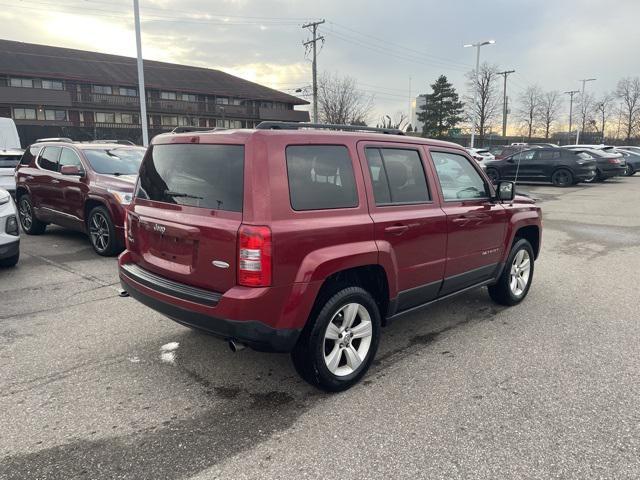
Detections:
[488, 238, 534, 306]
[486, 168, 500, 184]
[596, 169, 607, 182]
[88, 206, 120, 256]
[551, 168, 573, 187]
[0, 252, 19, 267]
[18, 194, 47, 235]
[291, 286, 381, 392]
[626, 164, 636, 176]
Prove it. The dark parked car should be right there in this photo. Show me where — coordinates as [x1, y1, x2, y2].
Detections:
[562, 147, 627, 182]
[119, 122, 542, 391]
[15, 140, 146, 255]
[484, 147, 597, 186]
[616, 149, 640, 176]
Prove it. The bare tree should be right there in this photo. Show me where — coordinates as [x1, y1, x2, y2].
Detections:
[591, 93, 614, 142]
[539, 90, 563, 139]
[517, 85, 543, 139]
[577, 91, 595, 135]
[317, 72, 375, 125]
[615, 77, 640, 141]
[378, 112, 408, 130]
[464, 63, 500, 143]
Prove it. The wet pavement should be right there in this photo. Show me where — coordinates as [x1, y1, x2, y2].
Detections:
[1, 176, 639, 479]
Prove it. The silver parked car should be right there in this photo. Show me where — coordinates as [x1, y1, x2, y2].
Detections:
[0, 187, 19, 267]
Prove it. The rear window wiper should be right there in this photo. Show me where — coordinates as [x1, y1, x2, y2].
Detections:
[164, 190, 204, 200]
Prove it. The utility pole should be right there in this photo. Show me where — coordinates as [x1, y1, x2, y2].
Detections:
[497, 70, 515, 137]
[133, 0, 149, 146]
[564, 90, 579, 145]
[576, 78, 596, 144]
[302, 20, 325, 123]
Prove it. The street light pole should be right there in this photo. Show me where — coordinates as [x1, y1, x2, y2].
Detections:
[576, 78, 596, 145]
[133, 0, 149, 146]
[464, 40, 495, 148]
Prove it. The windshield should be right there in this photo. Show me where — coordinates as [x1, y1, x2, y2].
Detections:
[0, 155, 21, 168]
[83, 148, 145, 175]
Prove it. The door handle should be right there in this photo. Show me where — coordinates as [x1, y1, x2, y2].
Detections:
[384, 224, 409, 235]
[452, 213, 491, 225]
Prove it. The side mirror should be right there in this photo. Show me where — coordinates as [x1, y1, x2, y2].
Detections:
[60, 165, 83, 176]
[496, 181, 515, 202]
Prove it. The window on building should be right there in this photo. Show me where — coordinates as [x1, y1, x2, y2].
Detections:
[9, 78, 33, 88]
[13, 108, 37, 120]
[95, 112, 116, 123]
[118, 113, 139, 124]
[178, 93, 197, 102]
[230, 120, 242, 129]
[93, 85, 113, 95]
[215, 97, 229, 105]
[118, 87, 137, 96]
[260, 101, 273, 109]
[44, 110, 67, 121]
[161, 116, 178, 126]
[161, 91, 177, 100]
[232, 98, 242, 106]
[42, 80, 63, 90]
[179, 116, 198, 127]
[286, 145, 358, 211]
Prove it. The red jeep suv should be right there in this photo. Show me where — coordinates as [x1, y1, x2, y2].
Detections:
[15, 140, 146, 255]
[119, 123, 542, 391]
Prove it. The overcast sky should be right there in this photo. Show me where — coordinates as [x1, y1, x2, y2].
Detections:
[1, 0, 639, 126]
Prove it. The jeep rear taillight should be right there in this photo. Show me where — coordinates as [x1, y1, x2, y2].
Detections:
[238, 225, 272, 287]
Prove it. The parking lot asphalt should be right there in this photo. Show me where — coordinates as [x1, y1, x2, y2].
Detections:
[1, 177, 639, 480]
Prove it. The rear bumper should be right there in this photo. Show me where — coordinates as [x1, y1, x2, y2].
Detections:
[600, 165, 627, 178]
[0, 239, 19, 260]
[118, 253, 307, 352]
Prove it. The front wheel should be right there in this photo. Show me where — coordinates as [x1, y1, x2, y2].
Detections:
[488, 238, 535, 306]
[291, 286, 381, 392]
[88, 206, 120, 256]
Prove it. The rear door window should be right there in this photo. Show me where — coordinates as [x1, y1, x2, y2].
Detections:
[365, 148, 430, 205]
[38, 146, 61, 172]
[286, 145, 358, 211]
[536, 150, 560, 161]
[136, 144, 244, 212]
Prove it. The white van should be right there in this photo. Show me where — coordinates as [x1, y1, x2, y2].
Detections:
[0, 118, 23, 195]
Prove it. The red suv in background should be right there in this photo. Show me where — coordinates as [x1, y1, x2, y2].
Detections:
[15, 140, 146, 255]
[119, 123, 542, 391]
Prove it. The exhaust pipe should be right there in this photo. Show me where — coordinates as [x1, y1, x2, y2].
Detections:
[228, 340, 246, 353]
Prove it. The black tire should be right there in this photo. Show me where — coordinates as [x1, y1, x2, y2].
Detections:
[87, 206, 121, 256]
[486, 168, 500, 184]
[17, 194, 47, 235]
[0, 252, 19, 267]
[291, 286, 381, 392]
[551, 168, 573, 187]
[595, 170, 606, 182]
[626, 165, 636, 176]
[488, 238, 535, 306]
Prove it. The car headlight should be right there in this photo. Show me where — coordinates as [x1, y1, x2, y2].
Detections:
[0, 194, 9, 206]
[108, 189, 133, 205]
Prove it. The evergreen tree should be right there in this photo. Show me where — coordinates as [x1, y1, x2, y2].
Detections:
[417, 75, 464, 138]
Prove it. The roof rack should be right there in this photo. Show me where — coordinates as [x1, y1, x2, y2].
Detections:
[79, 140, 136, 145]
[35, 137, 74, 143]
[255, 121, 405, 136]
[170, 126, 227, 134]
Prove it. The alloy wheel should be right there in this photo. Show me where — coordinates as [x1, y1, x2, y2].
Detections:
[89, 212, 110, 252]
[19, 198, 32, 230]
[323, 303, 373, 377]
[509, 249, 531, 297]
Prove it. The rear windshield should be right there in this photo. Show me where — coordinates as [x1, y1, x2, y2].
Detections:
[135, 144, 244, 212]
[84, 148, 145, 175]
[0, 155, 21, 168]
